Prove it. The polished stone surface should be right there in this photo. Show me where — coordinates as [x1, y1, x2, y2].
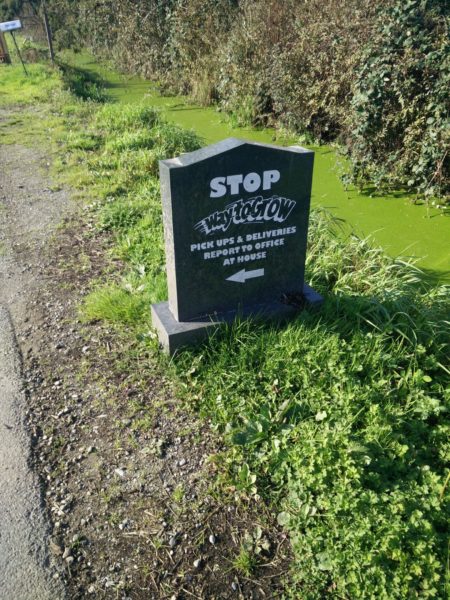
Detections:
[151, 283, 323, 355]
[160, 138, 314, 322]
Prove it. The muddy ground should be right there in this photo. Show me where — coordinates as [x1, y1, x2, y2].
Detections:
[0, 110, 291, 599]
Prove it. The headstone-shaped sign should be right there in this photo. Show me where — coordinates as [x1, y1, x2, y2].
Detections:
[151, 138, 323, 353]
[0, 20, 22, 32]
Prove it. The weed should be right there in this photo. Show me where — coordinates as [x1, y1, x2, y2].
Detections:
[172, 484, 185, 504]
[131, 414, 154, 433]
[232, 544, 256, 577]
[231, 528, 269, 578]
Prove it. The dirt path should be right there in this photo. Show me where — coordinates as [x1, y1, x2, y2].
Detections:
[0, 137, 70, 598]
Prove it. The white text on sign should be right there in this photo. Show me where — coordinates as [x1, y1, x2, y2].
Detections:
[210, 170, 280, 198]
[190, 226, 297, 267]
[195, 195, 296, 235]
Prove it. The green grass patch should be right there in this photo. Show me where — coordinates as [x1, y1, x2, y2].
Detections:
[177, 267, 449, 597]
[0, 63, 63, 106]
[96, 103, 160, 132]
[58, 61, 107, 103]
[3, 61, 449, 600]
[82, 284, 149, 326]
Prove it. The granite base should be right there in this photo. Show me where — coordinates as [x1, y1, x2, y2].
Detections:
[151, 283, 323, 355]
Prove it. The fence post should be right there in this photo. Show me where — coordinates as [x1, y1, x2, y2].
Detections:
[42, 1, 55, 64]
[0, 30, 11, 64]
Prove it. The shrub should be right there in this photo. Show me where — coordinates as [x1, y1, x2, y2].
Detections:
[270, 0, 382, 140]
[345, 0, 450, 201]
[168, 0, 237, 103]
[215, 0, 277, 127]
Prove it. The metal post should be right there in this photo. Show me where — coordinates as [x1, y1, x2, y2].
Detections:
[42, 2, 55, 65]
[10, 31, 28, 76]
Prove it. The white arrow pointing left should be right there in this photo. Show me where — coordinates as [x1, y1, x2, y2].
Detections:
[226, 268, 265, 283]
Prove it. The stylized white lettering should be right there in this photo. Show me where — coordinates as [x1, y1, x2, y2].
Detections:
[226, 174, 243, 195]
[210, 176, 227, 198]
[210, 170, 282, 197]
[195, 196, 296, 235]
[263, 170, 280, 190]
[243, 172, 261, 193]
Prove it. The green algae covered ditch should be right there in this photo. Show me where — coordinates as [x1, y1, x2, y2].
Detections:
[60, 51, 449, 284]
[2, 61, 449, 598]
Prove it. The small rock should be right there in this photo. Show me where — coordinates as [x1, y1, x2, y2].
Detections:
[178, 458, 186, 467]
[114, 468, 125, 478]
[209, 534, 216, 545]
[169, 535, 178, 548]
[193, 558, 202, 569]
[49, 540, 63, 556]
[118, 519, 130, 531]
[62, 547, 71, 559]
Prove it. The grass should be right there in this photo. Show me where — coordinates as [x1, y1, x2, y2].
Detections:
[232, 544, 257, 577]
[0, 62, 62, 106]
[172, 484, 185, 504]
[57, 61, 107, 103]
[231, 527, 269, 577]
[1, 59, 449, 599]
[179, 278, 449, 597]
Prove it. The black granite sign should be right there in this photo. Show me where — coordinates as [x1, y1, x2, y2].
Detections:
[151, 138, 322, 353]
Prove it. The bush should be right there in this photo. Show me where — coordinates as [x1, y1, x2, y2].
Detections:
[270, 0, 382, 140]
[345, 0, 450, 201]
[168, 0, 237, 103]
[215, 0, 277, 127]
